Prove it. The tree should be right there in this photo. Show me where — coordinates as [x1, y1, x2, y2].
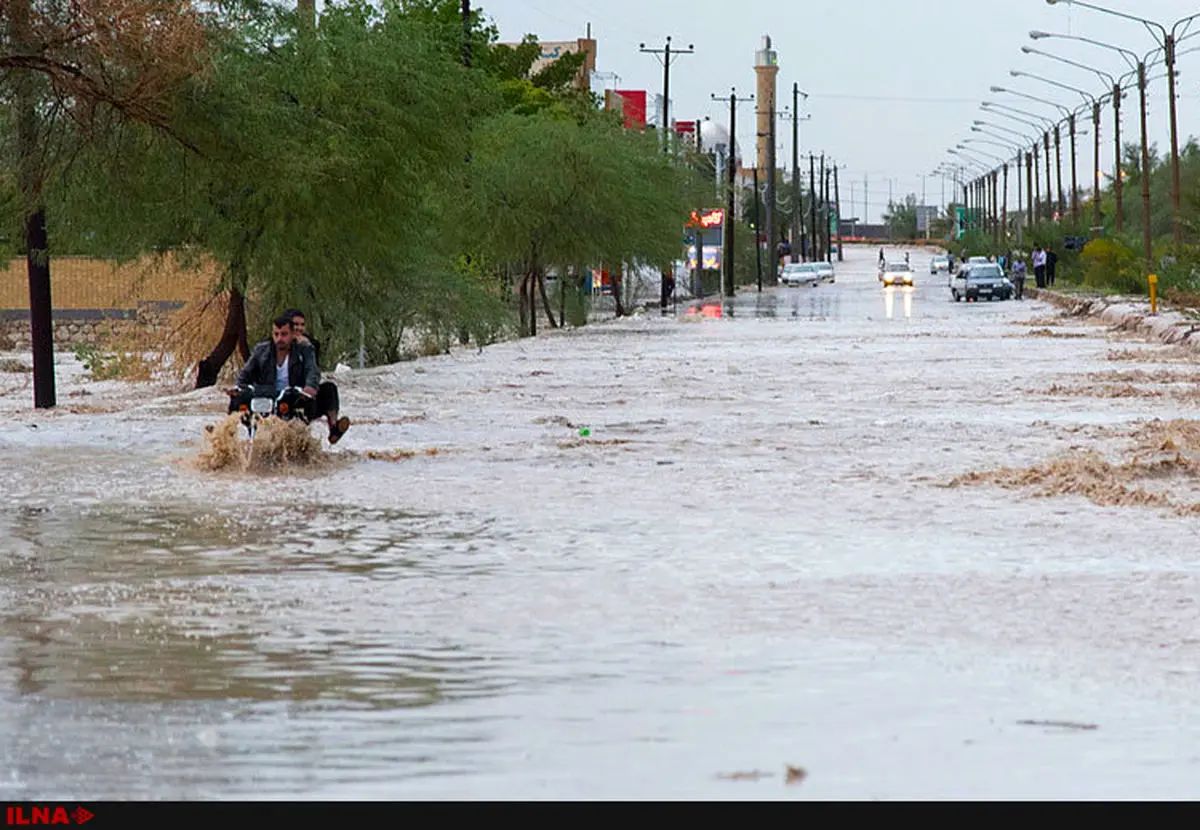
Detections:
[0, 0, 207, 407]
[57, 0, 499, 376]
[883, 194, 918, 240]
[459, 111, 692, 334]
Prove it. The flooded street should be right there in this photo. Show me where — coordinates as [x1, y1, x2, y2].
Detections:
[5, 245, 1200, 798]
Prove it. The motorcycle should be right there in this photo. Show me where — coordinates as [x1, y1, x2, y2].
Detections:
[230, 385, 313, 440]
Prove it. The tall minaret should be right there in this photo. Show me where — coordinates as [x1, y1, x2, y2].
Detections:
[754, 35, 778, 173]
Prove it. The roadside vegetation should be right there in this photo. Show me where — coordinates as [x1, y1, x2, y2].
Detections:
[943, 140, 1200, 302]
[0, 0, 713, 389]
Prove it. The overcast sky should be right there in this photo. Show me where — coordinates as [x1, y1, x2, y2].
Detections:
[472, 0, 1200, 222]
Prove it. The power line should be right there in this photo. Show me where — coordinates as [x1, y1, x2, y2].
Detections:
[807, 93, 981, 103]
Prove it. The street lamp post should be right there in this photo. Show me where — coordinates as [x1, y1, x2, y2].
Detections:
[972, 126, 1026, 241]
[991, 85, 1072, 220]
[1009, 70, 1100, 224]
[1045, 0, 1200, 245]
[1021, 45, 1118, 229]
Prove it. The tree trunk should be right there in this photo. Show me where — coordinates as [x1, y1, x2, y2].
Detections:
[517, 272, 529, 336]
[527, 273, 537, 336]
[538, 270, 559, 329]
[195, 285, 249, 388]
[611, 265, 626, 317]
[14, 0, 55, 409]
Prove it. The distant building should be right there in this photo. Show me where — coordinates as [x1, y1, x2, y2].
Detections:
[496, 35, 597, 90]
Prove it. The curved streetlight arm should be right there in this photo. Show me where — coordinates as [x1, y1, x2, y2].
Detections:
[956, 143, 1005, 165]
[947, 150, 989, 175]
[973, 119, 1037, 144]
[972, 127, 1024, 153]
[982, 101, 1054, 130]
[1031, 30, 1141, 71]
[1021, 45, 1116, 88]
[965, 136, 1017, 156]
[990, 85, 1073, 118]
[1046, 0, 1170, 42]
[1010, 69, 1097, 106]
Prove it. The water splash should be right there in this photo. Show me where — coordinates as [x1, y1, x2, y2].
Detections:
[193, 413, 328, 474]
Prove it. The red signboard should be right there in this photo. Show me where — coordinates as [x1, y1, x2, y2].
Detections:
[687, 208, 724, 229]
[674, 120, 696, 134]
[612, 89, 646, 130]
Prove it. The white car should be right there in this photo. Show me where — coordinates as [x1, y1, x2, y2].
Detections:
[930, 255, 950, 275]
[812, 262, 835, 284]
[780, 262, 820, 286]
[878, 262, 914, 287]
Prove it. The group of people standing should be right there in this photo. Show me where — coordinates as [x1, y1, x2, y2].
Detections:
[1030, 246, 1058, 289]
[957, 245, 1057, 302]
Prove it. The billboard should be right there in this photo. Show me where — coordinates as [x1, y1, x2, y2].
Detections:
[915, 205, 938, 232]
[686, 245, 722, 270]
[608, 89, 647, 130]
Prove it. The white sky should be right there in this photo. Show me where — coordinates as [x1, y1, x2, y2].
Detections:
[470, 1, 1200, 222]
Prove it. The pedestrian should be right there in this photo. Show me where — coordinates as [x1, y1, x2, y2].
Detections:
[879, 248, 885, 267]
[1011, 257, 1027, 300]
[1046, 247, 1057, 287]
[1032, 246, 1047, 289]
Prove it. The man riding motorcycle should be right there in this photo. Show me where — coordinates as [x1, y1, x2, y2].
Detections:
[227, 314, 351, 444]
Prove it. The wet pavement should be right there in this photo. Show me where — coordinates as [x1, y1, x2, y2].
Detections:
[4, 245, 1200, 799]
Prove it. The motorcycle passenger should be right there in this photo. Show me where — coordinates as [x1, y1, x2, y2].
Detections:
[285, 307, 350, 444]
[228, 314, 351, 444]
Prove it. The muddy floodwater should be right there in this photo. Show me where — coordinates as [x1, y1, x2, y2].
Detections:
[5, 246, 1200, 799]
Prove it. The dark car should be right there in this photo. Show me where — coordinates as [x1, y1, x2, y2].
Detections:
[952, 262, 1013, 302]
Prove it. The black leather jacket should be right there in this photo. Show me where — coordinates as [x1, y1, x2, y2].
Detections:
[236, 340, 320, 391]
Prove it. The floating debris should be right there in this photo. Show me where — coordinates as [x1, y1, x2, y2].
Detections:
[1016, 719, 1098, 731]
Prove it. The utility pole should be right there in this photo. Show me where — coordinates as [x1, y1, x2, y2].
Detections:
[1068, 112, 1078, 223]
[1166, 33, 1182, 245]
[809, 154, 817, 263]
[1113, 81, 1123, 233]
[1092, 102, 1101, 228]
[298, 0, 315, 31]
[712, 88, 753, 297]
[1043, 132, 1052, 221]
[818, 153, 826, 259]
[640, 36, 695, 153]
[460, 0, 471, 67]
[791, 83, 807, 264]
[992, 170, 999, 247]
[695, 123, 704, 299]
[643, 37, 694, 311]
[1032, 142, 1040, 224]
[824, 166, 832, 263]
[1138, 60, 1152, 267]
[766, 99, 776, 285]
[1001, 163, 1008, 249]
[833, 164, 843, 262]
[1054, 124, 1064, 219]
[753, 165, 763, 291]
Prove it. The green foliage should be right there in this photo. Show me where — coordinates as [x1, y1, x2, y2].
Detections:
[883, 194, 918, 240]
[4, 0, 706, 367]
[459, 111, 692, 281]
[1078, 237, 1143, 294]
[71, 343, 151, 381]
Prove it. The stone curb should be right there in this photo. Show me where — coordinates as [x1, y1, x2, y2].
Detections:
[1027, 287, 1200, 351]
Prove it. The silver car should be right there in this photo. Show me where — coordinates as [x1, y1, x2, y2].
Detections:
[813, 262, 835, 284]
[780, 262, 820, 287]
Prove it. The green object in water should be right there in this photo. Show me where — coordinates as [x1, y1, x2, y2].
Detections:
[579, 428, 590, 437]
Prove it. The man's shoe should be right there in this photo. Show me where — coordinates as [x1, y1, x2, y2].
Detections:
[329, 416, 351, 444]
